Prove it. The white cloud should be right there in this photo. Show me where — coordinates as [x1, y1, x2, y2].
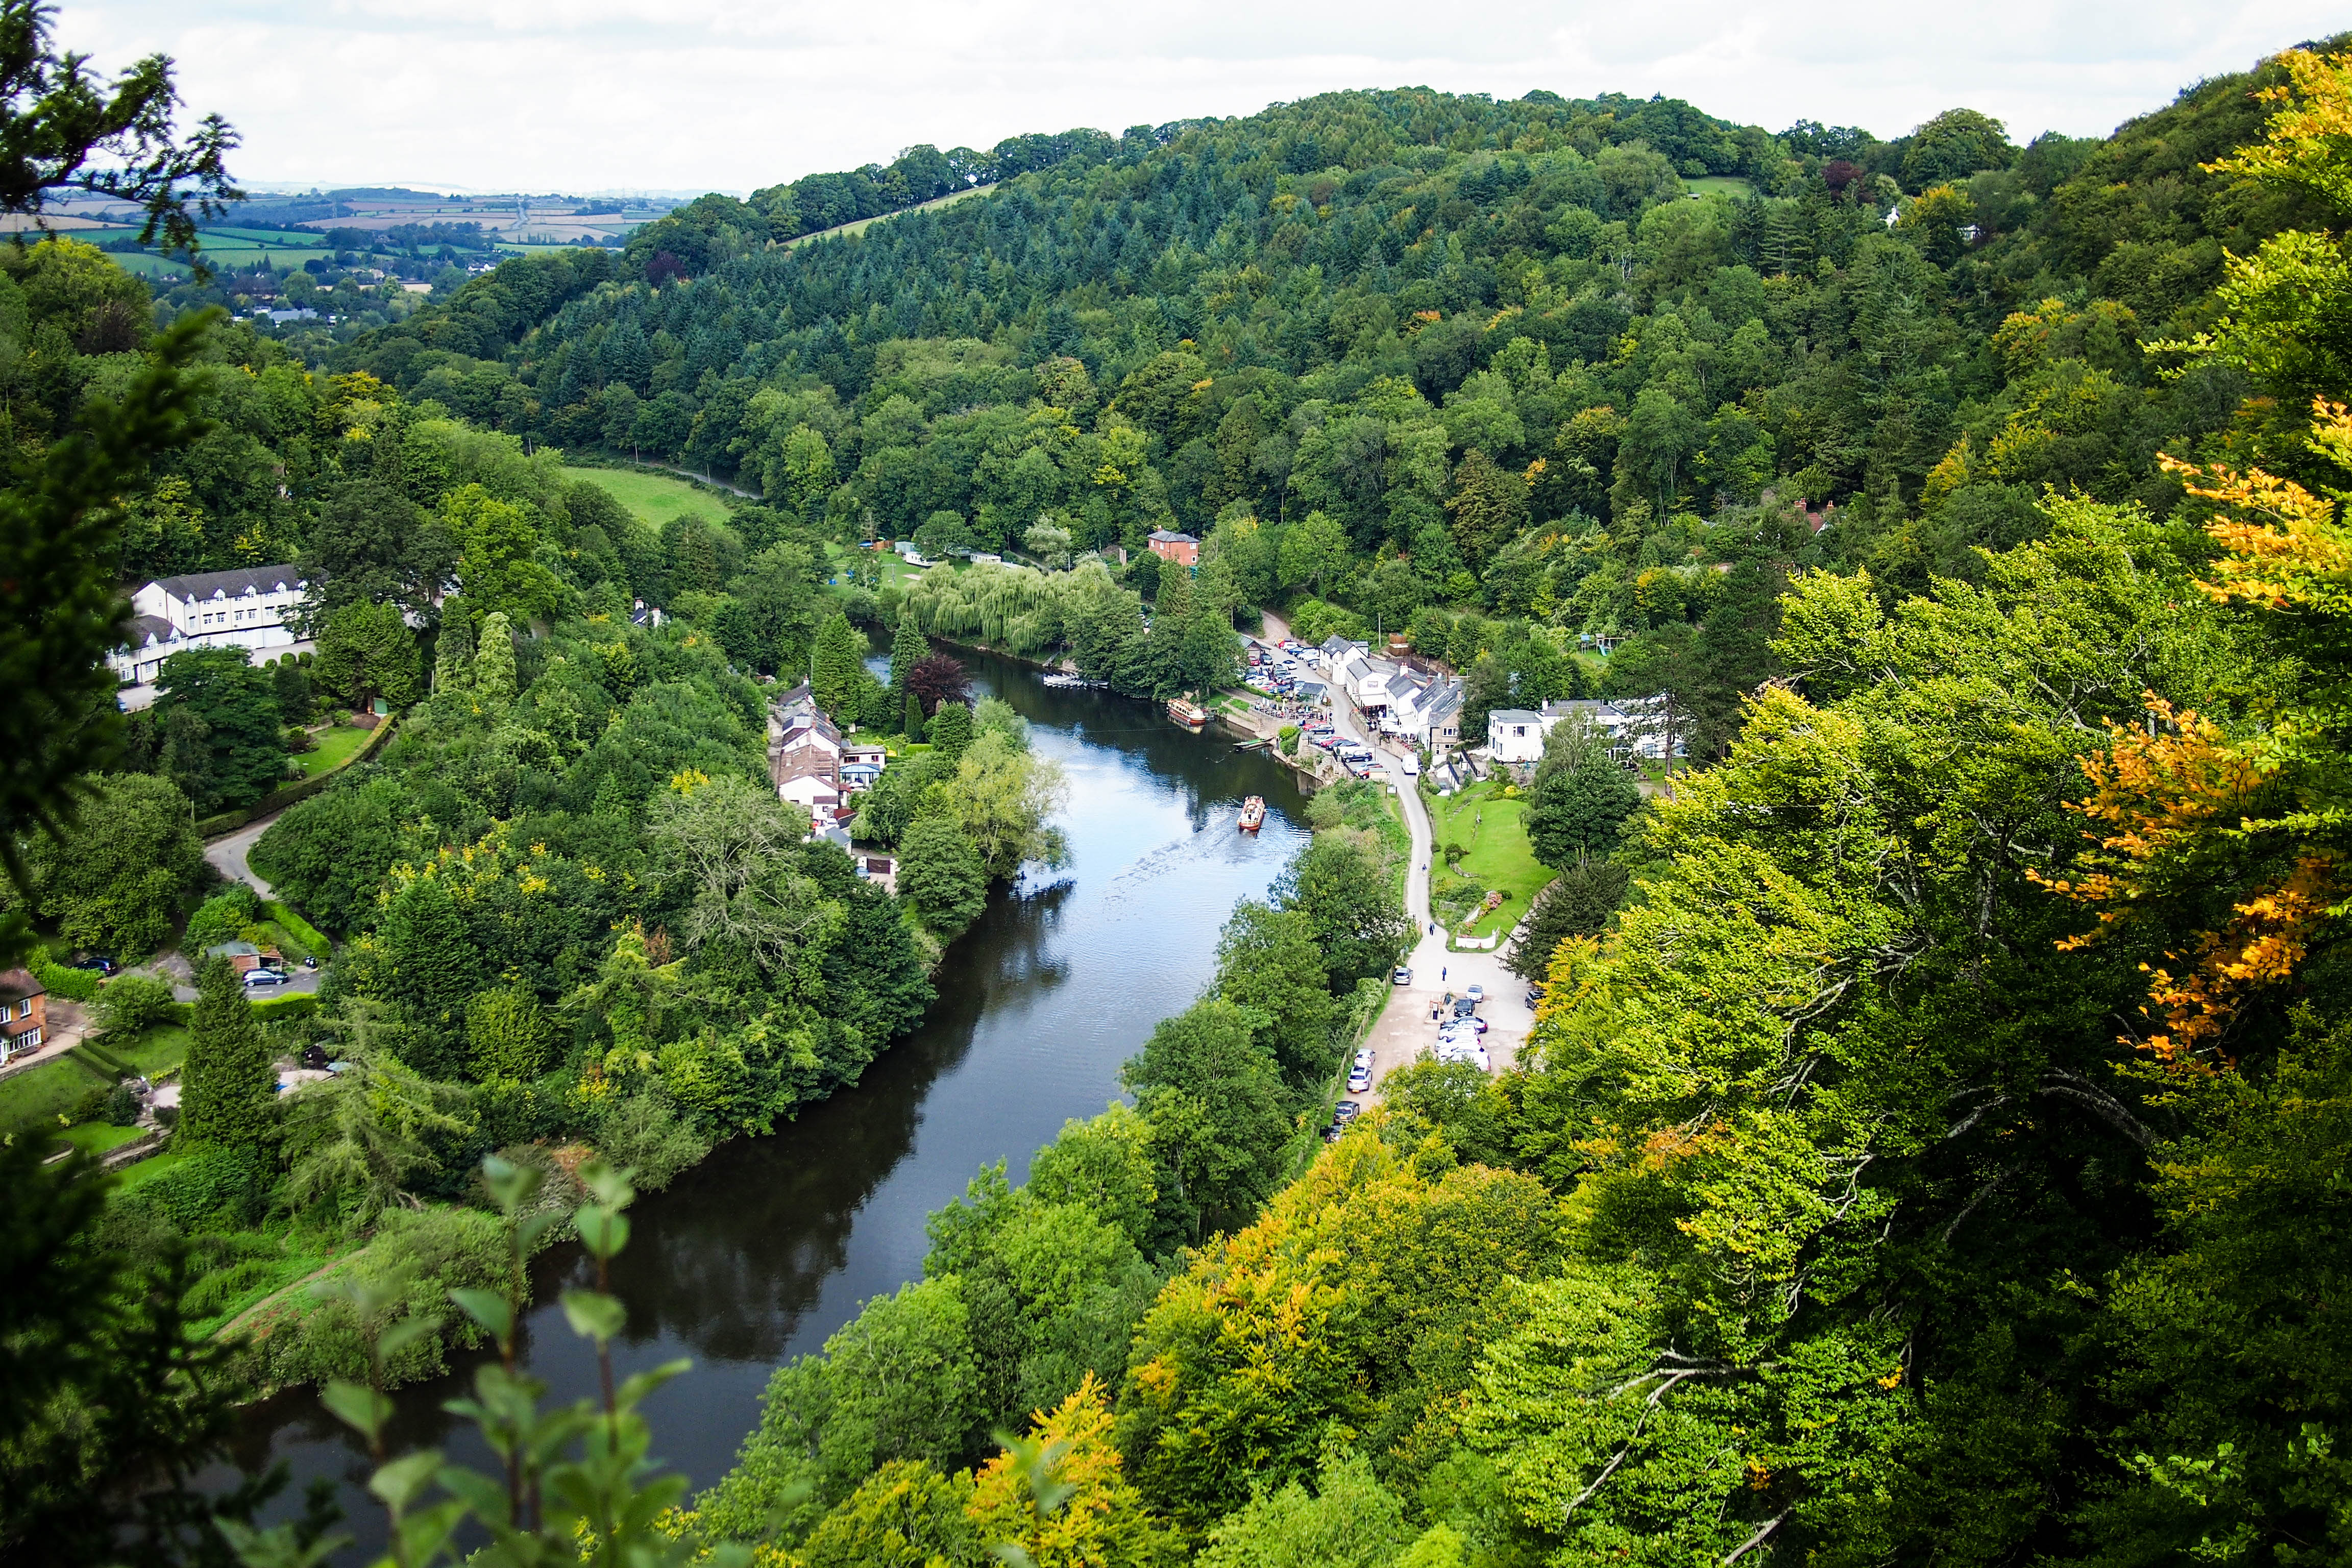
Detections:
[51, 1, 2352, 193]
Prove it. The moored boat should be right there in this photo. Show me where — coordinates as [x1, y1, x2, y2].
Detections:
[1238, 795, 1266, 831]
[1168, 697, 1208, 727]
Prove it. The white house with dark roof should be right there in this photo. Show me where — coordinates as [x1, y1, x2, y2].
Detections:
[110, 564, 309, 684]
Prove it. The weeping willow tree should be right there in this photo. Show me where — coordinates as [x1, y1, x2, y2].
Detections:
[905, 559, 1109, 657]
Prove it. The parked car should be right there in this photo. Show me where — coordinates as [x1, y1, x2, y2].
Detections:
[1524, 987, 1542, 1008]
[1391, 965, 1412, 985]
[67, 954, 115, 975]
[1334, 1100, 1363, 1122]
[1452, 997, 1478, 1019]
[1466, 983, 1484, 1003]
[241, 970, 282, 990]
[303, 956, 320, 970]
[1347, 1064, 1373, 1092]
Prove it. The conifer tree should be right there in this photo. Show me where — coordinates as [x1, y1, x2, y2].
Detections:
[466, 986, 554, 1081]
[811, 610, 864, 721]
[902, 688, 925, 740]
[472, 611, 518, 708]
[927, 700, 974, 762]
[888, 616, 925, 701]
[178, 955, 274, 1148]
[433, 614, 474, 695]
[379, 871, 478, 1030]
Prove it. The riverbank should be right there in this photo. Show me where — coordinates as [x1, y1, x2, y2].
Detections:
[214, 652, 1318, 1557]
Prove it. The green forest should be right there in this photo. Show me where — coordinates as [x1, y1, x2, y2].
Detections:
[10, 3, 2352, 1565]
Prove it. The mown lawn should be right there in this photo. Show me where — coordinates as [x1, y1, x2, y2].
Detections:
[109, 1024, 191, 1081]
[831, 542, 948, 594]
[0, 1051, 110, 1139]
[292, 723, 369, 777]
[562, 465, 731, 528]
[1431, 780, 1554, 940]
[57, 1120, 148, 1155]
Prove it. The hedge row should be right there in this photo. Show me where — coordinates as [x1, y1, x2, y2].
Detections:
[196, 716, 400, 839]
[148, 992, 315, 1030]
[31, 961, 100, 1002]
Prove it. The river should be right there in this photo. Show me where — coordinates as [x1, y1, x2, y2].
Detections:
[216, 650, 1310, 1557]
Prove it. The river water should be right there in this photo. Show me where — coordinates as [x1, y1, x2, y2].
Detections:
[219, 650, 1310, 1556]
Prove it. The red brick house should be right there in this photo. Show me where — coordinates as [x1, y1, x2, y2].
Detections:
[0, 969, 46, 1061]
[1146, 529, 1199, 568]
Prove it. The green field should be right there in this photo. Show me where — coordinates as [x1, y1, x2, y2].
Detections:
[198, 226, 327, 247]
[783, 184, 995, 250]
[1684, 176, 1756, 201]
[830, 542, 948, 594]
[108, 251, 192, 279]
[563, 465, 732, 528]
[293, 723, 370, 777]
[1431, 780, 1555, 941]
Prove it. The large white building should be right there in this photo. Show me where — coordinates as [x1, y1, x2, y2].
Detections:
[1483, 697, 1683, 768]
[111, 565, 308, 685]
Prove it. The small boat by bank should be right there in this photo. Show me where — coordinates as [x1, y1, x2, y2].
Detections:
[1040, 672, 1105, 690]
[1238, 795, 1266, 831]
[1234, 737, 1270, 751]
[1168, 697, 1209, 727]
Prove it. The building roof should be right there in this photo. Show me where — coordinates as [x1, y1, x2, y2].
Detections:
[1488, 708, 1544, 724]
[0, 967, 43, 1003]
[121, 613, 178, 650]
[782, 713, 843, 747]
[778, 771, 842, 796]
[152, 565, 305, 602]
[1319, 634, 1362, 655]
[1147, 529, 1198, 544]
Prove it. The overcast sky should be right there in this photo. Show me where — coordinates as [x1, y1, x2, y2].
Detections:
[53, 2, 2352, 196]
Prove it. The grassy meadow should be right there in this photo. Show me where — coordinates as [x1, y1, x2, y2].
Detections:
[562, 465, 732, 528]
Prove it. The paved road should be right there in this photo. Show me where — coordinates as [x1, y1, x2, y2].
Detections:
[1327, 694, 1533, 1107]
[204, 814, 280, 900]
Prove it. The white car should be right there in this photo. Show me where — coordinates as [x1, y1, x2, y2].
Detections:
[1465, 983, 1485, 1003]
[1347, 1064, 1373, 1092]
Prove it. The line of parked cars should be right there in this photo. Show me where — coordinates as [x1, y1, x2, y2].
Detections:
[1432, 984, 1490, 1070]
[1244, 640, 1315, 699]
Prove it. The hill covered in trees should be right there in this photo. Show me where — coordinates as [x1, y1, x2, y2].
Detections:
[308, 46, 2344, 755]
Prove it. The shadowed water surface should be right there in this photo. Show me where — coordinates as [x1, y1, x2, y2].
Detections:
[217, 650, 1309, 1557]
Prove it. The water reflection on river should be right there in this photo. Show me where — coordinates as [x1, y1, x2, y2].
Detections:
[221, 651, 1310, 1557]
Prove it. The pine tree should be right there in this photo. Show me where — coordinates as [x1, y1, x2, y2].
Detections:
[888, 616, 925, 700]
[810, 610, 864, 720]
[379, 872, 478, 1029]
[433, 614, 475, 695]
[473, 610, 518, 708]
[902, 688, 926, 740]
[178, 955, 274, 1148]
[466, 986, 554, 1081]
[928, 700, 974, 761]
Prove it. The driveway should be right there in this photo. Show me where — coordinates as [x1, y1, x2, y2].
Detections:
[1327, 696, 1538, 1105]
[204, 814, 280, 900]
